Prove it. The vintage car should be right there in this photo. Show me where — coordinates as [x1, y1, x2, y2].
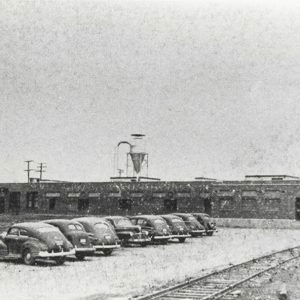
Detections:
[43, 219, 95, 260]
[104, 216, 151, 246]
[160, 214, 191, 243]
[192, 213, 217, 236]
[0, 222, 75, 265]
[173, 213, 206, 237]
[130, 215, 172, 244]
[73, 217, 120, 255]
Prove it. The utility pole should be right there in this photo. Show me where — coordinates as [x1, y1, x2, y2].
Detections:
[36, 162, 47, 181]
[24, 160, 34, 183]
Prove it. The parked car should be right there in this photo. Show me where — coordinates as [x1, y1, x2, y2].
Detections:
[104, 216, 151, 246]
[130, 215, 172, 244]
[173, 213, 206, 237]
[160, 214, 191, 243]
[0, 222, 75, 265]
[73, 217, 120, 256]
[43, 219, 95, 260]
[192, 213, 217, 236]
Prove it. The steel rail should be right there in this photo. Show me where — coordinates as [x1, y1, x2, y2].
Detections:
[134, 245, 300, 300]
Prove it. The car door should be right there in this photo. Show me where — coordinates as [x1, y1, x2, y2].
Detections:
[4, 228, 20, 255]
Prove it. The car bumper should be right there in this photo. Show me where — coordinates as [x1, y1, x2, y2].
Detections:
[153, 235, 172, 241]
[128, 237, 151, 243]
[190, 230, 206, 236]
[38, 249, 76, 258]
[171, 234, 191, 239]
[75, 247, 95, 254]
[94, 244, 121, 250]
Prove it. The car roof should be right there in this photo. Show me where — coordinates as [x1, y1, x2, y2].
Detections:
[43, 219, 82, 226]
[130, 215, 163, 220]
[161, 214, 181, 218]
[73, 217, 108, 224]
[12, 222, 55, 230]
[173, 213, 193, 217]
[105, 216, 129, 220]
[193, 213, 209, 217]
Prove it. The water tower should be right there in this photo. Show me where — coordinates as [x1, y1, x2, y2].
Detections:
[112, 134, 159, 182]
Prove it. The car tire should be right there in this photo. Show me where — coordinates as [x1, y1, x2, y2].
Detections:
[207, 231, 214, 236]
[178, 237, 186, 243]
[55, 257, 66, 265]
[75, 253, 85, 260]
[103, 249, 113, 256]
[22, 248, 35, 265]
[140, 242, 147, 247]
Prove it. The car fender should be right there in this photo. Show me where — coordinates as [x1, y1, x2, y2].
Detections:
[0, 239, 8, 256]
[21, 239, 48, 256]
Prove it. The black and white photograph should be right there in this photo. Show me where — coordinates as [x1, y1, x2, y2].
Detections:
[0, 0, 300, 299]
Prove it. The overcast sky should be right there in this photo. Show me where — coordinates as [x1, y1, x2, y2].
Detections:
[0, 0, 300, 182]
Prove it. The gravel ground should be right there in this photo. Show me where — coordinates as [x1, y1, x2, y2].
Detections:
[226, 257, 300, 299]
[0, 228, 300, 300]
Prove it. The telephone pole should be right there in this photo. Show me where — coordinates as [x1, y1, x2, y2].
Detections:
[36, 162, 47, 181]
[24, 160, 34, 183]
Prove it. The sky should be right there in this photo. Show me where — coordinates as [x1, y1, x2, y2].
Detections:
[0, 0, 300, 182]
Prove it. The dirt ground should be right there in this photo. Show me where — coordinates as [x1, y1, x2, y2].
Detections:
[0, 228, 300, 300]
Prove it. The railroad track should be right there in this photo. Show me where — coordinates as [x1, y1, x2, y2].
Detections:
[136, 246, 300, 300]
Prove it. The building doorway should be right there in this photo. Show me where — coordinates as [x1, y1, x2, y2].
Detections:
[204, 198, 212, 215]
[0, 197, 5, 213]
[164, 198, 177, 212]
[296, 198, 300, 220]
[9, 192, 21, 214]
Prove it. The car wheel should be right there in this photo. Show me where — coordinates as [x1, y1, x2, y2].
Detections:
[75, 253, 85, 260]
[140, 242, 147, 247]
[103, 249, 113, 256]
[207, 231, 214, 236]
[160, 240, 168, 245]
[55, 257, 66, 265]
[178, 237, 186, 243]
[22, 248, 35, 265]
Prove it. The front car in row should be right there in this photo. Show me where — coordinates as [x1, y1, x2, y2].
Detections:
[0, 222, 75, 265]
[43, 219, 95, 260]
[192, 213, 217, 236]
[104, 216, 151, 246]
[130, 215, 172, 244]
[73, 217, 120, 255]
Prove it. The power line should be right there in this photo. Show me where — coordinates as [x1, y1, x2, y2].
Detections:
[24, 160, 34, 183]
[36, 162, 47, 181]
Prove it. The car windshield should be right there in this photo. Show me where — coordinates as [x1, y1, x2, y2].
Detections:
[153, 219, 165, 225]
[68, 224, 84, 231]
[172, 218, 184, 224]
[115, 218, 132, 227]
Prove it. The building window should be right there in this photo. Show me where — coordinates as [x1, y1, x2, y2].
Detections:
[26, 192, 38, 209]
[241, 197, 257, 211]
[49, 198, 57, 210]
[78, 198, 89, 211]
[118, 198, 132, 210]
[219, 196, 235, 210]
[264, 198, 281, 211]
